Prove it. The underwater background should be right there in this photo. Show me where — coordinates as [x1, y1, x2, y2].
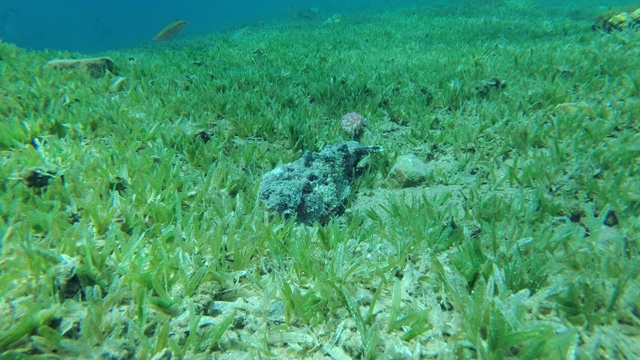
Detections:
[0, 0, 437, 52]
[1, 0, 635, 52]
[1, 0, 640, 358]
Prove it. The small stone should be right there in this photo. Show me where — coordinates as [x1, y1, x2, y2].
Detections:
[384, 337, 413, 360]
[386, 154, 432, 188]
[25, 168, 56, 189]
[44, 57, 116, 78]
[150, 349, 173, 360]
[100, 339, 135, 360]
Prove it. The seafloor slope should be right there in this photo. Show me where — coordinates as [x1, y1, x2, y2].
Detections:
[1, 2, 639, 359]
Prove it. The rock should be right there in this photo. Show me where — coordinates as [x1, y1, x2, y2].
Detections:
[44, 57, 115, 78]
[258, 141, 382, 224]
[593, 8, 640, 33]
[386, 154, 432, 188]
[150, 349, 173, 360]
[99, 339, 135, 360]
[384, 337, 413, 360]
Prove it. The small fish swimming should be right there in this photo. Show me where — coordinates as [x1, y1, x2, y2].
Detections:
[152, 20, 188, 41]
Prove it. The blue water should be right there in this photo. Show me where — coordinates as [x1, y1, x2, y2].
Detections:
[0, 0, 635, 53]
[0, 0, 437, 53]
